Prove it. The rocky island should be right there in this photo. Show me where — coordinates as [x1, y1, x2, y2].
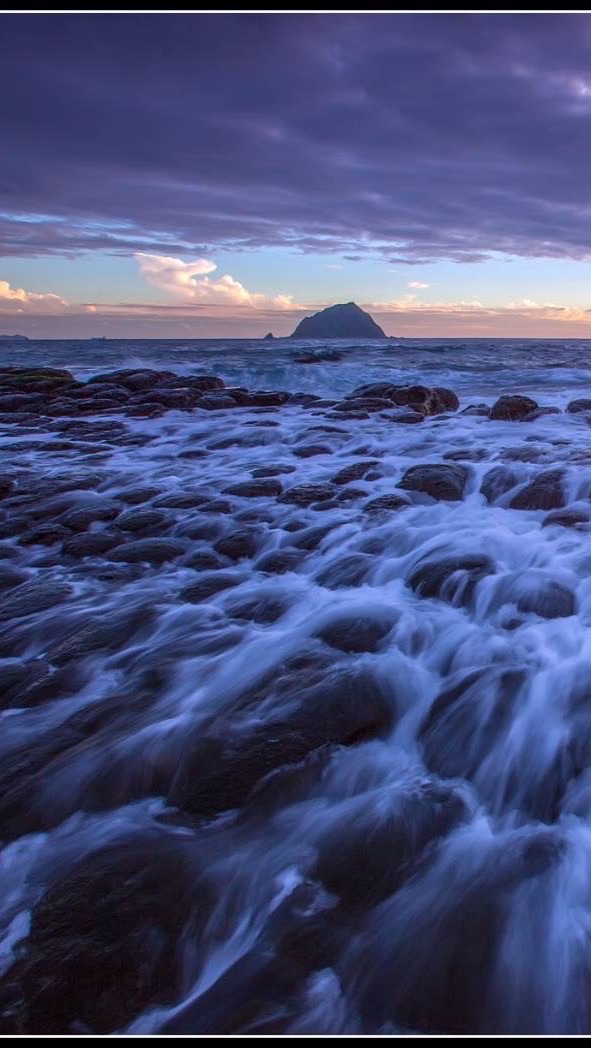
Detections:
[290, 301, 387, 339]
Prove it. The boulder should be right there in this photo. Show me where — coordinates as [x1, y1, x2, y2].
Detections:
[489, 395, 538, 421]
[397, 463, 469, 501]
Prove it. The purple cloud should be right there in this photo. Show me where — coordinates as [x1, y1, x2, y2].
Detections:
[2, 14, 591, 263]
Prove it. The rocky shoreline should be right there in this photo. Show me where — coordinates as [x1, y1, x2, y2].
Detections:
[1, 363, 591, 1033]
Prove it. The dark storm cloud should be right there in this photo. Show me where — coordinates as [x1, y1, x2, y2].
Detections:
[2, 12, 591, 263]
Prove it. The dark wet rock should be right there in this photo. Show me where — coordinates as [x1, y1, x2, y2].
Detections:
[116, 487, 163, 505]
[168, 659, 395, 817]
[346, 382, 401, 401]
[57, 504, 120, 531]
[214, 530, 261, 561]
[198, 393, 240, 411]
[566, 399, 591, 414]
[0, 477, 14, 499]
[363, 494, 410, 514]
[316, 613, 396, 653]
[243, 391, 290, 407]
[489, 394, 538, 421]
[198, 499, 235, 515]
[394, 385, 459, 416]
[251, 465, 295, 478]
[444, 448, 489, 462]
[313, 782, 470, 911]
[180, 572, 243, 603]
[7, 834, 213, 1034]
[153, 492, 209, 510]
[108, 538, 186, 565]
[420, 665, 527, 783]
[87, 368, 177, 392]
[255, 550, 306, 574]
[44, 607, 155, 665]
[278, 484, 336, 506]
[292, 444, 331, 458]
[509, 470, 565, 511]
[116, 509, 169, 533]
[0, 659, 49, 709]
[0, 580, 73, 621]
[542, 508, 590, 529]
[333, 397, 394, 414]
[0, 393, 45, 412]
[490, 571, 575, 619]
[316, 553, 373, 589]
[500, 446, 546, 463]
[62, 532, 125, 558]
[480, 466, 521, 504]
[409, 553, 495, 606]
[225, 595, 289, 624]
[18, 523, 72, 547]
[397, 463, 469, 501]
[349, 827, 563, 1034]
[337, 486, 367, 502]
[331, 460, 380, 485]
[183, 550, 225, 571]
[525, 406, 562, 421]
[461, 402, 491, 417]
[0, 565, 29, 591]
[173, 375, 224, 392]
[223, 479, 283, 499]
[285, 524, 333, 551]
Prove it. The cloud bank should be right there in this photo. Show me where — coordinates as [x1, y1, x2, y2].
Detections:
[2, 13, 591, 265]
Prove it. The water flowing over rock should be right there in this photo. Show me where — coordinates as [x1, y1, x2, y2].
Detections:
[2, 342, 591, 1035]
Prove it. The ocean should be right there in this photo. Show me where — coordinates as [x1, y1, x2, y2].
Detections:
[2, 336, 591, 1033]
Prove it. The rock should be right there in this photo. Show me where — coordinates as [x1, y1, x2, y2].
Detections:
[408, 554, 495, 605]
[197, 393, 239, 411]
[542, 508, 590, 529]
[180, 572, 242, 603]
[316, 613, 396, 653]
[480, 466, 520, 504]
[225, 596, 289, 624]
[489, 394, 538, 420]
[444, 448, 489, 462]
[86, 368, 177, 391]
[397, 463, 469, 501]
[290, 302, 386, 339]
[293, 444, 331, 458]
[419, 666, 528, 786]
[214, 530, 261, 561]
[0, 565, 29, 591]
[263, 332, 275, 340]
[490, 571, 575, 619]
[251, 465, 296, 478]
[363, 494, 410, 513]
[117, 487, 162, 505]
[19, 523, 72, 547]
[108, 538, 186, 564]
[461, 403, 491, 417]
[62, 532, 125, 558]
[331, 460, 380, 485]
[509, 470, 565, 511]
[566, 399, 591, 414]
[44, 607, 154, 665]
[0, 581, 73, 621]
[58, 504, 120, 531]
[183, 550, 225, 572]
[116, 509, 169, 533]
[223, 479, 283, 498]
[315, 553, 373, 589]
[254, 550, 306, 574]
[167, 659, 395, 817]
[8, 834, 213, 1033]
[392, 385, 459, 416]
[278, 484, 336, 506]
[242, 391, 290, 407]
[313, 782, 469, 911]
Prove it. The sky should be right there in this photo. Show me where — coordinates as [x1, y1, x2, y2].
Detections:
[1, 11, 591, 340]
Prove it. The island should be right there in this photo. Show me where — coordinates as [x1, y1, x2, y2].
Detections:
[0, 334, 30, 342]
[262, 332, 275, 341]
[289, 301, 386, 339]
